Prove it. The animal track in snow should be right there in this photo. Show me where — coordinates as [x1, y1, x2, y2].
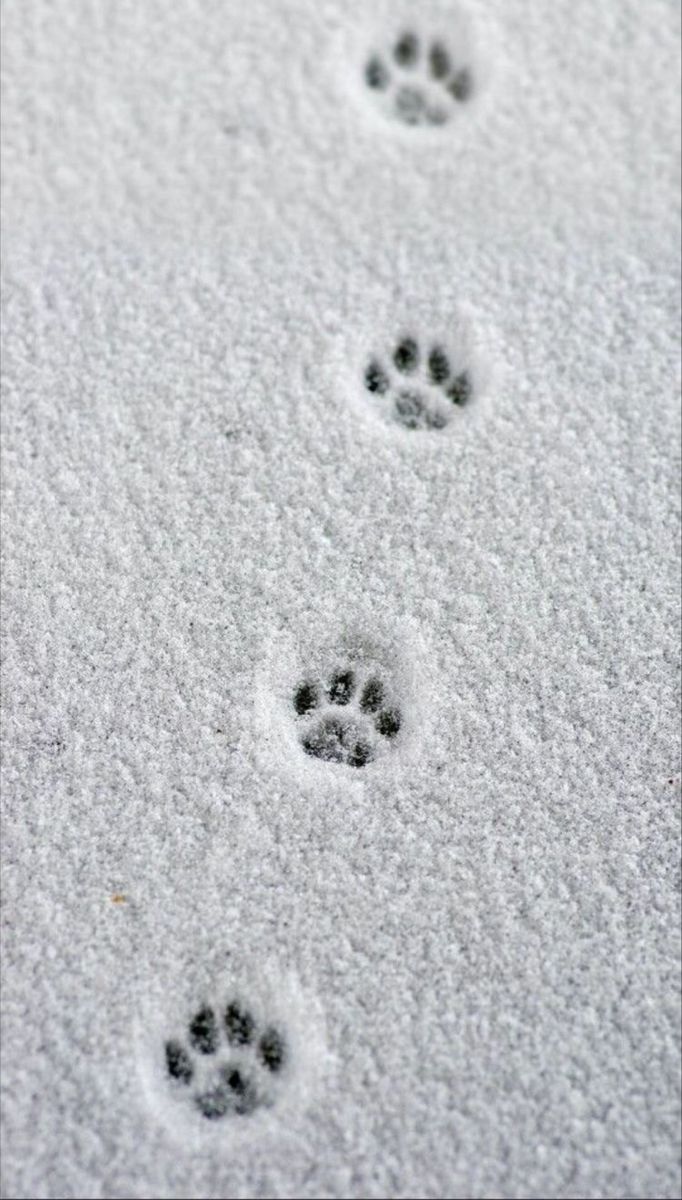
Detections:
[364, 336, 473, 431]
[165, 999, 287, 1120]
[364, 29, 473, 127]
[293, 667, 401, 768]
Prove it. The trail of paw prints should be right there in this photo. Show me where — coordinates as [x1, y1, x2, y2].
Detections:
[364, 30, 473, 127]
[293, 667, 401, 768]
[364, 336, 472, 431]
[165, 999, 286, 1120]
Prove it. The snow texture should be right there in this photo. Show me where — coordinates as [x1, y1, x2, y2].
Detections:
[1, 0, 681, 1197]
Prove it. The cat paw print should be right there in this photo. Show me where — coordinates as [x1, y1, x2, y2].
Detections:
[364, 336, 472, 431]
[165, 1000, 286, 1120]
[293, 668, 401, 767]
[364, 30, 473, 127]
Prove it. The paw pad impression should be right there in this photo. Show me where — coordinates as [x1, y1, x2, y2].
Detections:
[293, 667, 402, 768]
[364, 336, 473, 431]
[364, 29, 474, 127]
[165, 999, 287, 1121]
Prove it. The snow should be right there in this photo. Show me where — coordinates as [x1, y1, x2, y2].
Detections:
[2, 0, 680, 1197]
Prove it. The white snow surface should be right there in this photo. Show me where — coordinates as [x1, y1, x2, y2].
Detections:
[1, 0, 681, 1197]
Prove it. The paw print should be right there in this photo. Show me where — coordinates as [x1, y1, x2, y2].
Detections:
[364, 336, 472, 431]
[293, 667, 401, 767]
[165, 1000, 286, 1120]
[364, 30, 473, 127]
